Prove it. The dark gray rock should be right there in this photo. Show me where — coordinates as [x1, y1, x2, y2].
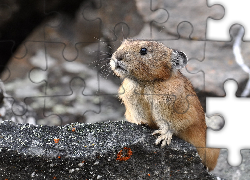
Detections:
[0, 120, 217, 179]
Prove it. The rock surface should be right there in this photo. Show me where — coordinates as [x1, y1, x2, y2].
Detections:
[0, 120, 217, 179]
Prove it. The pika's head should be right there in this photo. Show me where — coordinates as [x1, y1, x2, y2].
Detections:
[110, 39, 187, 81]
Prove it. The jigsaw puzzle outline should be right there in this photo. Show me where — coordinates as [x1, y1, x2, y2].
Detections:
[1, 0, 250, 178]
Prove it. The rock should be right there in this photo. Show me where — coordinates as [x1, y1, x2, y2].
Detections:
[0, 0, 86, 74]
[1, 41, 123, 126]
[82, 0, 144, 46]
[0, 82, 36, 124]
[187, 25, 250, 97]
[135, 0, 224, 40]
[0, 120, 218, 179]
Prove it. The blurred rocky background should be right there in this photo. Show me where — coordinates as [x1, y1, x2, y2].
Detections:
[0, 0, 250, 179]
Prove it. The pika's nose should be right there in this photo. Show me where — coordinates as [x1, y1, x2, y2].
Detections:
[114, 51, 123, 61]
[117, 56, 123, 61]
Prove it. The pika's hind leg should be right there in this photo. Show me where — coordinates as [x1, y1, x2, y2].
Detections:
[178, 125, 220, 171]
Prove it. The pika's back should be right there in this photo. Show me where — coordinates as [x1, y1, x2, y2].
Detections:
[110, 39, 187, 81]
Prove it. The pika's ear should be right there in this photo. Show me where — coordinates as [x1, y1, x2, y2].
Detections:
[171, 50, 188, 69]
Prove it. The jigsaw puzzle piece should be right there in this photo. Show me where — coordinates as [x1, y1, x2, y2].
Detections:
[0, 0, 87, 72]
[42, 0, 104, 66]
[163, 21, 206, 94]
[136, 0, 224, 40]
[0, 2, 48, 119]
[187, 24, 250, 96]
[160, 22, 206, 61]
[1, 41, 49, 117]
[28, 42, 94, 96]
[2, 38, 119, 123]
[43, 77, 123, 124]
[133, 22, 205, 59]
[29, 42, 100, 119]
[0, 0, 79, 73]
[43, 77, 100, 124]
[43, 0, 91, 31]
[3, 41, 47, 86]
[133, 23, 205, 94]
[43, 0, 76, 26]
[82, 0, 144, 42]
[43, 1, 101, 62]
[134, 0, 169, 39]
[131, 79, 195, 115]
[211, 149, 250, 179]
[207, 79, 250, 167]
[0, 2, 42, 74]
[35, 41, 121, 121]
[36, 41, 118, 97]
[207, 0, 250, 40]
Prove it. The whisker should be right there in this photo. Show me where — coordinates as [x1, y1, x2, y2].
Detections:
[88, 37, 115, 79]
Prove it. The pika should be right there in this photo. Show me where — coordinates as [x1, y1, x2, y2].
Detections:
[110, 39, 220, 171]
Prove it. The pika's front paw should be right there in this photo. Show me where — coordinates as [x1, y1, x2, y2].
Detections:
[152, 129, 173, 147]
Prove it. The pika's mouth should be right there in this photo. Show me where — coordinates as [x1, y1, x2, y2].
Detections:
[116, 63, 127, 72]
[110, 58, 127, 72]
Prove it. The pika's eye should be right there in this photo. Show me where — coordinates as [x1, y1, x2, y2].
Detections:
[140, 48, 147, 55]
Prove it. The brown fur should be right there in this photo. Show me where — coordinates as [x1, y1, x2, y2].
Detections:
[110, 39, 220, 171]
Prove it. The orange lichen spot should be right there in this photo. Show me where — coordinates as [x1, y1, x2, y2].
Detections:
[72, 127, 76, 132]
[5, 179, 8, 180]
[54, 138, 60, 143]
[53, 177, 56, 179]
[58, 156, 61, 159]
[82, 160, 85, 163]
[147, 173, 150, 176]
[116, 147, 133, 161]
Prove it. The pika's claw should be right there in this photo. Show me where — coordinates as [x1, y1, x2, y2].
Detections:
[153, 129, 173, 147]
[152, 130, 161, 136]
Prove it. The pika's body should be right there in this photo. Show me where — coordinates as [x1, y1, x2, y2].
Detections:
[110, 39, 220, 171]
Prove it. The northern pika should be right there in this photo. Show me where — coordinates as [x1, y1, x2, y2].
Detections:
[110, 39, 220, 171]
